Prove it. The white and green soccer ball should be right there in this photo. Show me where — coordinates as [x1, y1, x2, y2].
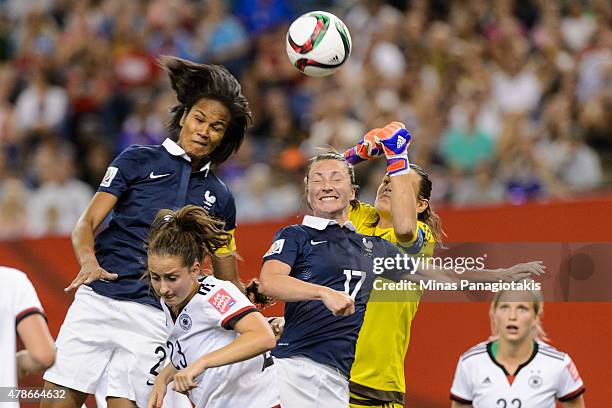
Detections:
[286, 11, 352, 77]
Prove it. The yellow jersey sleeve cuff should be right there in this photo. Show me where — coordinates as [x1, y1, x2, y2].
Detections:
[215, 229, 236, 255]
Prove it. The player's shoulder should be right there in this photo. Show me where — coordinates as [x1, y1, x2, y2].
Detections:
[0, 266, 30, 286]
[112, 143, 165, 167]
[276, 223, 312, 238]
[350, 201, 378, 217]
[537, 341, 568, 362]
[460, 341, 490, 362]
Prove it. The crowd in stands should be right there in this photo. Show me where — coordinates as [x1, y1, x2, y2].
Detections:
[0, 0, 610, 239]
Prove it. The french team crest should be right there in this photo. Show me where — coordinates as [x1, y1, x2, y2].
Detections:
[179, 313, 192, 331]
[362, 237, 373, 255]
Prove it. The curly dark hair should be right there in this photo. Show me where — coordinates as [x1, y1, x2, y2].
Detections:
[160, 56, 252, 165]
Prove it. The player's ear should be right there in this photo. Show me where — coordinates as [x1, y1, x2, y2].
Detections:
[179, 107, 189, 127]
[416, 198, 429, 214]
[191, 260, 200, 277]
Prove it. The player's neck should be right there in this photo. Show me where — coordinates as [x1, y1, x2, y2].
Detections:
[497, 339, 535, 369]
[171, 281, 200, 316]
[313, 208, 349, 225]
[377, 214, 393, 229]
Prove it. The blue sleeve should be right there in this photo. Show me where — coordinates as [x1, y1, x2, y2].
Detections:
[97, 146, 141, 197]
[262, 226, 302, 268]
[219, 191, 236, 231]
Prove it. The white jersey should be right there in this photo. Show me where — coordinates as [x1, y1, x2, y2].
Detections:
[161, 276, 279, 408]
[0, 267, 45, 406]
[451, 341, 585, 408]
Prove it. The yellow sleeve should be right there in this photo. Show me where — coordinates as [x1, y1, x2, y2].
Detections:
[348, 201, 379, 233]
[214, 228, 236, 255]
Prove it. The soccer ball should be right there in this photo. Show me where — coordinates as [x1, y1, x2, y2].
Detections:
[286, 11, 352, 77]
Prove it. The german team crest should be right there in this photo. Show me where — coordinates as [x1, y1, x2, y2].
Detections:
[528, 374, 543, 388]
[179, 313, 192, 331]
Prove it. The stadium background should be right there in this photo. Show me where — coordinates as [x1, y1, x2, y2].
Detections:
[1, 0, 610, 407]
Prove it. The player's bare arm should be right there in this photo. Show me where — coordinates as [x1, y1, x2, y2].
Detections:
[562, 395, 586, 408]
[173, 311, 275, 395]
[211, 253, 244, 292]
[406, 261, 546, 284]
[259, 259, 354, 316]
[16, 313, 55, 378]
[147, 363, 178, 408]
[66, 192, 119, 292]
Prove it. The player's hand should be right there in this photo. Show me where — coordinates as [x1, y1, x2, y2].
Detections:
[320, 287, 355, 316]
[64, 260, 118, 292]
[173, 365, 201, 393]
[375, 121, 412, 176]
[343, 127, 382, 165]
[147, 378, 167, 408]
[499, 261, 546, 282]
[268, 317, 285, 339]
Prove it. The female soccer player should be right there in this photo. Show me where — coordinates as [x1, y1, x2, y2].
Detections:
[343, 122, 440, 407]
[346, 122, 542, 408]
[1, 266, 55, 408]
[42, 57, 251, 408]
[450, 290, 586, 408]
[144, 206, 279, 408]
[258, 146, 544, 407]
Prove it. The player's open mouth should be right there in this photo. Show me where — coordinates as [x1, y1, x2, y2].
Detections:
[320, 196, 338, 201]
[506, 325, 519, 333]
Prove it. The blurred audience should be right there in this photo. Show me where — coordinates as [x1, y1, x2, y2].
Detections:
[0, 0, 610, 240]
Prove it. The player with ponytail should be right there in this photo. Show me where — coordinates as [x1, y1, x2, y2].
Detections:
[145, 205, 279, 408]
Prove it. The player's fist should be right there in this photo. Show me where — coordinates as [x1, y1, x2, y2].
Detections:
[375, 121, 411, 157]
[375, 121, 412, 176]
[64, 260, 118, 292]
[343, 127, 383, 165]
[320, 287, 355, 316]
[173, 367, 199, 393]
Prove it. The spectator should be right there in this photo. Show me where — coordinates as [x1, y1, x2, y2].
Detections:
[26, 142, 93, 237]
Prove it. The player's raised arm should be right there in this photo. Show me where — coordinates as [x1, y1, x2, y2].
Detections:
[66, 191, 119, 292]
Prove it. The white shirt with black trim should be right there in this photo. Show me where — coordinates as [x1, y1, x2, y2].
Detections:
[450, 341, 585, 407]
[0, 267, 45, 405]
[161, 276, 278, 408]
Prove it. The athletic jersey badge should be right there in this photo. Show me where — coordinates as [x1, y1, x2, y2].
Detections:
[529, 372, 543, 388]
[204, 190, 217, 208]
[265, 239, 285, 256]
[100, 166, 118, 187]
[209, 289, 236, 314]
[179, 313, 192, 331]
[362, 237, 373, 255]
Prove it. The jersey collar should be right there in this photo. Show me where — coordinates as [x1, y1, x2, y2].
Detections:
[302, 215, 356, 232]
[162, 138, 211, 175]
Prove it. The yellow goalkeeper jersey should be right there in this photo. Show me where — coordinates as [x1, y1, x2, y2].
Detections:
[348, 201, 435, 403]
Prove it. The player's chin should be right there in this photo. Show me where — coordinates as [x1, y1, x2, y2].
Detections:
[162, 296, 178, 305]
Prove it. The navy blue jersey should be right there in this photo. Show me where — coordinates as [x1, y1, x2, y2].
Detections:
[264, 216, 406, 377]
[92, 139, 236, 308]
